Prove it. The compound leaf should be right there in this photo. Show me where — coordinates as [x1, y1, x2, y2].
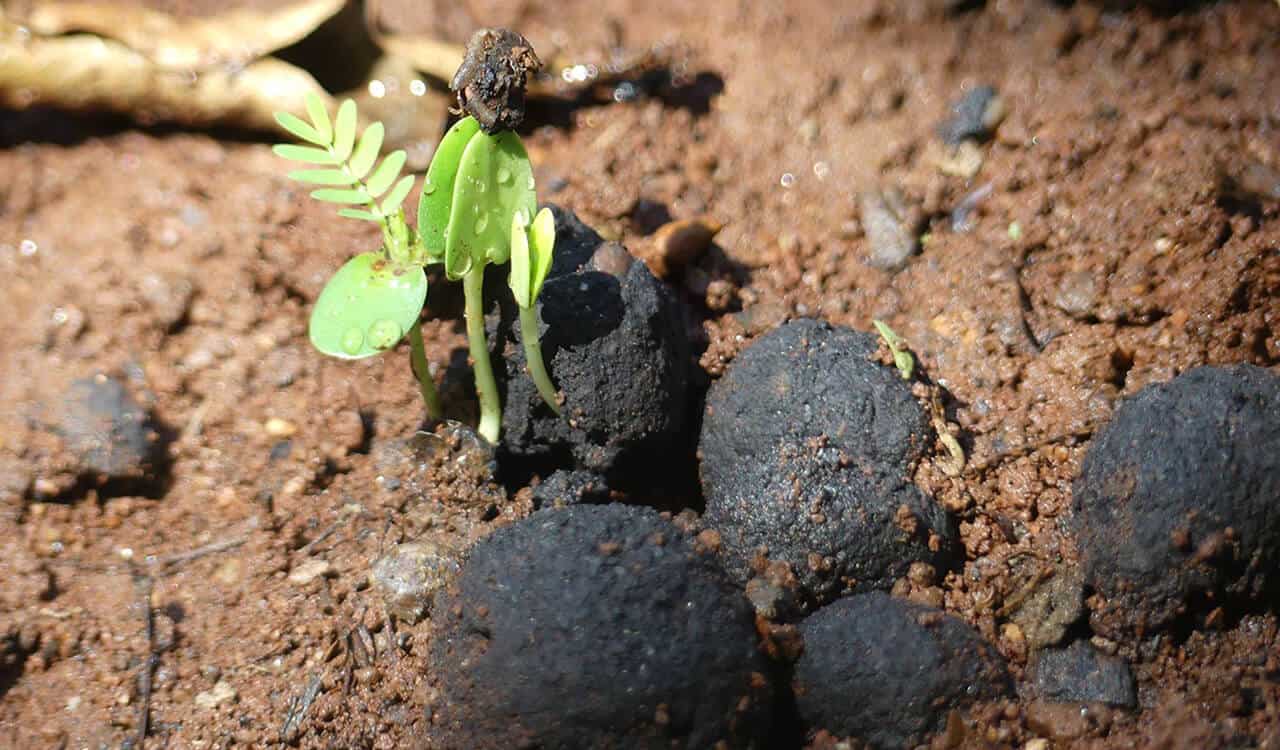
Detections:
[304, 91, 332, 143]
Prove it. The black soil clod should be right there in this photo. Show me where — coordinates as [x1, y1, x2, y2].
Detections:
[451, 28, 541, 134]
[793, 592, 1011, 748]
[1072, 364, 1280, 639]
[699, 319, 954, 605]
[497, 206, 691, 489]
[1030, 640, 1137, 709]
[428, 503, 773, 749]
[530, 469, 610, 509]
[937, 84, 1004, 145]
[56, 374, 166, 492]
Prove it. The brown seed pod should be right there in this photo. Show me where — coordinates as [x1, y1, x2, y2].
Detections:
[450, 28, 541, 134]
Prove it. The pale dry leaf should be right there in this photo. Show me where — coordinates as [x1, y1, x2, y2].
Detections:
[13, 0, 346, 71]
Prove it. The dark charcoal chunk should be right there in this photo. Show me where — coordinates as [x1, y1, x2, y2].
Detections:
[1072, 365, 1280, 638]
[57, 375, 163, 484]
[699, 319, 954, 604]
[530, 469, 610, 509]
[1031, 641, 1137, 708]
[794, 592, 1010, 749]
[937, 84, 1003, 145]
[498, 206, 691, 488]
[429, 504, 772, 749]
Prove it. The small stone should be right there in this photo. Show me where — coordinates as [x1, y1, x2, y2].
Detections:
[1053, 271, 1099, 319]
[1008, 567, 1085, 650]
[1031, 640, 1137, 708]
[860, 188, 918, 271]
[937, 85, 1005, 145]
[194, 680, 237, 709]
[56, 375, 164, 485]
[137, 271, 194, 332]
[370, 540, 460, 625]
[288, 559, 333, 585]
[264, 417, 297, 438]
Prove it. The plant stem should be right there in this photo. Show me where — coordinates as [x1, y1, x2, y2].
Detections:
[407, 322, 443, 420]
[463, 266, 501, 444]
[519, 305, 561, 415]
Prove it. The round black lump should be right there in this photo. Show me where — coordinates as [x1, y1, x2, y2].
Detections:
[497, 206, 691, 488]
[794, 592, 1010, 749]
[699, 319, 954, 604]
[1072, 364, 1280, 638]
[428, 503, 773, 750]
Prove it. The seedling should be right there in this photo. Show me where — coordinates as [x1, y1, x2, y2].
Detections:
[273, 91, 560, 444]
[873, 320, 914, 380]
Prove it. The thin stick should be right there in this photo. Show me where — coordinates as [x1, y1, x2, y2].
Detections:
[518, 305, 560, 414]
[463, 266, 501, 444]
[134, 572, 156, 747]
[407, 322, 443, 420]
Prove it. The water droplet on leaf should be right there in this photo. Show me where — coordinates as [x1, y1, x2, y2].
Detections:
[368, 319, 401, 350]
[497, 167, 512, 184]
[423, 179, 436, 196]
[474, 215, 489, 234]
[526, 176, 536, 190]
[341, 327, 364, 355]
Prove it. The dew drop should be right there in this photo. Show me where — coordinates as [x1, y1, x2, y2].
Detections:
[497, 167, 512, 185]
[341, 327, 364, 355]
[526, 175, 536, 190]
[423, 179, 436, 196]
[368, 319, 401, 350]
[474, 214, 489, 234]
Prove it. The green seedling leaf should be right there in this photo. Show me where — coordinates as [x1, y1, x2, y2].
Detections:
[309, 252, 428, 360]
[273, 143, 338, 165]
[380, 175, 416, 217]
[304, 91, 332, 143]
[366, 150, 407, 198]
[528, 207, 556, 302]
[444, 129, 538, 279]
[311, 188, 371, 205]
[274, 111, 326, 146]
[338, 208, 381, 222]
[873, 319, 915, 380]
[508, 207, 557, 309]
[509, 213, 532, 308]
[288, 168, 355, 186]
[333, 99, 358, 162]
[418, 116, 481, 262]
[349, 122, 385, 179]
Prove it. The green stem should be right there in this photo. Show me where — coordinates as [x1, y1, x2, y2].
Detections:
[407, 322, 443, 421]
[463, 266, 501, 444]
[519, 304, 561, 415]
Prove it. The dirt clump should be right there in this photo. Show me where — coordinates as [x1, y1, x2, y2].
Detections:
[1073, 364, 1280, 639]
[700, 319, 954, 605]
[428, 503, 773, 749]
[498, 206, 692, 489]
[793, 591, 1010, 748]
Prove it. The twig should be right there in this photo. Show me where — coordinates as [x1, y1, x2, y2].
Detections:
[278, 673, 324, 743]
[133, 571, 157, 748]
[148, 520, 255, 572]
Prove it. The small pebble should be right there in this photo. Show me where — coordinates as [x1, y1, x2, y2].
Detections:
[288, 559, 333, 585]
[860, 188, 918, 271]
[193, 680, 237, 709]
[937, 85, 1005, 145]
[1031, 640, 1137, 708]
[264, 417, 297, 438]
[370, 541, 460, 625]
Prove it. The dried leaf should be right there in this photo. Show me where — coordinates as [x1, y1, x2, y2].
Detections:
[14, 0, 346, 71]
